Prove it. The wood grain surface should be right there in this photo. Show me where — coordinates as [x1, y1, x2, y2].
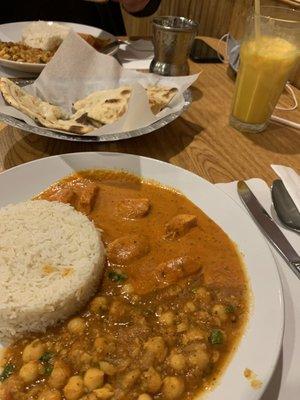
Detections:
[0, 39, 299, 185]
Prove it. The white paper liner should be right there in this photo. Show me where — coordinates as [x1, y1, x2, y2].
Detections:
[0, 31, 199, 137]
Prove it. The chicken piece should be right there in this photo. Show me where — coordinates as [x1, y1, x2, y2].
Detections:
[155, 256, 201, 288]
[116, 198, 151, 219]
[203, 263, 244, 289]
[76, 181, 99, 215]
[0, 376, 24, 400]
[48, 187, 76, 205]
[107, 234, 150, 265]
[165, 214, 197, 240]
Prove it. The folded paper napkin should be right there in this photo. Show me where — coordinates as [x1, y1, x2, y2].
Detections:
[117, 39, 154, 70]
[217, 177, 300, 400]
[271, 164, 300, 212]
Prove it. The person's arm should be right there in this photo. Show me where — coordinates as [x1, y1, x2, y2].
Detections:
[118, 0, 161, 16]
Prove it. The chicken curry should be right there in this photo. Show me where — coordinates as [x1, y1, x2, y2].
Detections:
[0, 170, 249, 400]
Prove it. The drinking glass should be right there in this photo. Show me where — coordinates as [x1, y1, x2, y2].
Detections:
[150, 16, 198, 76]
[230, 6, 300, 133]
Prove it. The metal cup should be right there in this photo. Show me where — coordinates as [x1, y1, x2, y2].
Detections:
[150, 16, 198, 76]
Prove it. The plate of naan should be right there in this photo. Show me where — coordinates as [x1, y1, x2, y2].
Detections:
[0, 78, 191, 142]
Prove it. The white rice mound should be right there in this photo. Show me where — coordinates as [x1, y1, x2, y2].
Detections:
[22, 21, 70, 51]
[0, 200, 105, 343]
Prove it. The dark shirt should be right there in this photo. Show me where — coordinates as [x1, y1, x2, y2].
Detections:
[1, 0, 161, 35]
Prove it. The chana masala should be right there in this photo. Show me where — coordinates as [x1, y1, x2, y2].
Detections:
[0, 170, 249, 400]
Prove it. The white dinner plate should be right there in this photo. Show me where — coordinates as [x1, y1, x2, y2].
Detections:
[0, 21, 118, 74]
[0, 152, 284, 400]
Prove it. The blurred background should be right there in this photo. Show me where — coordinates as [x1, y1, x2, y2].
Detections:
[1, 0, 299, 38]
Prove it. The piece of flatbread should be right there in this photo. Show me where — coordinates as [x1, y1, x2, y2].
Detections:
[74, 86, 132, 125]
[146, 86, 178, 114]
[0, 78, 94, 134]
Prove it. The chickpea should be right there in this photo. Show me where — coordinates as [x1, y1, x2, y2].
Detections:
[19, 360, 41, 383]
[162, 377, 185, 400]
[159, 311, 175, 326]
[121, 283, 134, 295]
[144, 337, 167, 362]
[168, 353, 186, 371]
[121, 369, 141, 389]
[48, 360, 71, 389]
[182, 328, 205, 345]
[188, 347, 209, 369]
[38, 389, 62, 400]
[212, 304, 228, 322]
[138, 394, 152, 400]
[212, 350, 220, 363]
[94, 337, 106, 353]
[93, 384, 114, 399]
[195, 287, 211, 301]
[67, 317, 86, 335]
[69, 348, 92, 372]
[196, 310, 210, 321]
[184, 302, 196, 312]
[99, 361, 116, 376]
[22, 340, 45, 362]
[80, 395, 97, 400]
[64, 376, 84, 400]
[142, 367, 161, 394]
[94, 338, 115, 356]
[84, 368, 104, 391]
[176, 322, 188, 333]
[90, 297, 108, 313]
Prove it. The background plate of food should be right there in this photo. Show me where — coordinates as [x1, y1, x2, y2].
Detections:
[0, 152, 283, 400]
[0, 32, 197, 141]
[0, 20, 118, 74]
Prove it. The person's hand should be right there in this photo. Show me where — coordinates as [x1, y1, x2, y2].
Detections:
[114, 0, 151, 13]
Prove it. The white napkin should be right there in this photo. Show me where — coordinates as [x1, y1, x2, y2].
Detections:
[217, 178, 300, 400]
[117, 39, 154, 70]
[271, 165, 300, 212]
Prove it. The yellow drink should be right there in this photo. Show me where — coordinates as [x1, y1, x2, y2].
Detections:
[232, 36, 299, 127]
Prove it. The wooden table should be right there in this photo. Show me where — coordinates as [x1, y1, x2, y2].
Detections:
[0, 42, 299, 185]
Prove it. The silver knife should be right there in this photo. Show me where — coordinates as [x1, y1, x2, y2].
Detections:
[237, 181, 300, 280]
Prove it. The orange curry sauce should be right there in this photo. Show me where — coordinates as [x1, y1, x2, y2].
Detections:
[0, 170, 249, 400]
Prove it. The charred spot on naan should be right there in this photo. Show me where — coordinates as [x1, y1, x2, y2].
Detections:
[35, 115, 94, 135]
[74, 111, 90, 124]
[120, 88, 131, 96]
[68, 125, 88, 134]
[105, 98, 122, 104]
[74, 111, 102, 128]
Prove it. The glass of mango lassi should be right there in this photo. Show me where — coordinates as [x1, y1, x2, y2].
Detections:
[230, 6, 300, 133]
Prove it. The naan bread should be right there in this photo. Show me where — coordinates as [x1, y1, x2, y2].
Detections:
[0, 79, 180, 135]
[0, 78, 94, 134]
[74, 86, 132, 125]
[146, 86, 178, 114]
[0, 77, 67, 121]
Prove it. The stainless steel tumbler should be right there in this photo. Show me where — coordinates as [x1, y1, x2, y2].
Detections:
[150, 16, 198, 76]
